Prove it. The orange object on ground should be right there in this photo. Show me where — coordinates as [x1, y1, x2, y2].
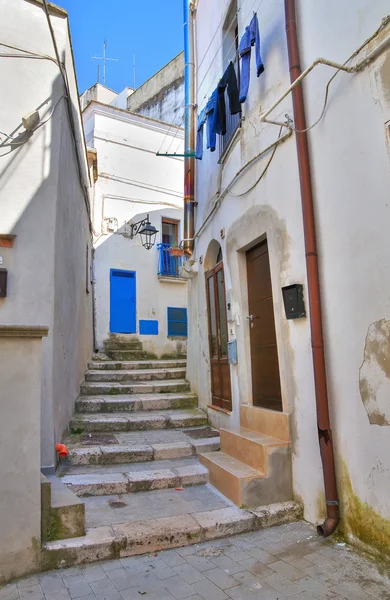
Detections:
[55, 443, 68, 458]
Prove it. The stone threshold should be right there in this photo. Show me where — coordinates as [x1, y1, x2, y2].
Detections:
[42, 501, 302, 570]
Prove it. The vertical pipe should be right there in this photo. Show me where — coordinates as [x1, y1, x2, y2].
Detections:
[183, 0, 195, 256]
[284, 0, 340, 536]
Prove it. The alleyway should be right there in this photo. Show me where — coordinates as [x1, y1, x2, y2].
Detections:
[1, 522, 389, 600]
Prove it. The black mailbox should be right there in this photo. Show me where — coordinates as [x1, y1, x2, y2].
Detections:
[0, 268, 7, 297]
[282, 284, 306, 319]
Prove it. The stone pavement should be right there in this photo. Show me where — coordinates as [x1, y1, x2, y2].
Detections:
[2, 521, 389, 600]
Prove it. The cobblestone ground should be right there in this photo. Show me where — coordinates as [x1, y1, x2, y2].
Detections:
[1, 522, 389, 600]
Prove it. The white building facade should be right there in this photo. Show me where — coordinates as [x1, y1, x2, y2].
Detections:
[0, 0, 93, 471]
[187, 0, 390, 553]
[83, 59, 187, 358]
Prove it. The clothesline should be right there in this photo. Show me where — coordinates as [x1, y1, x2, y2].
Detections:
[196, 11, 264, 161]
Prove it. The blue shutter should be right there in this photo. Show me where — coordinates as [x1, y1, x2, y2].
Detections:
[167, 307, 187, 337]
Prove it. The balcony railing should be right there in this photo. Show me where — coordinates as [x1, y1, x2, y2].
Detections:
[157, 243, 185, 277]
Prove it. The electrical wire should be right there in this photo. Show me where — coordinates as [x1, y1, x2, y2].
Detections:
[0, 42, 58, 65]
[156, 97, 185, 156]
[41, 0, 95, 235]
[228, 126, 283, 196]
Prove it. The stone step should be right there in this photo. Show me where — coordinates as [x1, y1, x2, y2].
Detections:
[105, 350, 152, 361]
[76, 392, 198, 413]
[42, 501, 302, 569]
[89, 359, 187, 371]
[61, 463, 209, 496]
[104, 336, 143, 350]
[220, 426, 289, 474]
[41, 475, 85, 541]
[70, 409, 208, 433]
[66, 432, 220, 466]
[85, 367, 186, 383]
[80, 379, 191, 396]
[200, 451, 265, 508]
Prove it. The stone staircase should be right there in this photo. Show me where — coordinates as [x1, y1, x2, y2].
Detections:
[41, 337, 301, 570]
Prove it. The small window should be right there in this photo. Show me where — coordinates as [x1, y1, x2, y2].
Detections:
[167, 307, 188, 337]
[162, 218, 179, 246]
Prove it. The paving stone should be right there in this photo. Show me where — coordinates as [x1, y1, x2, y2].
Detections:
[329, 583, 374, 600]
[268, 560, 305, 581]
[204, 568, 239, 590]
[100, 561, 123, 573]
[226, 585, 259, 600]
[185, 555, 216, 573]
[223, 548, 251, 562]
[43, 591, 72, 600]
[245, 547, 278, 565]
[81, 565, 108, 583]
[0, 584, 18, 600]
[295, 576, 338, 600]
[304, 552, 338, 568]
[63, 575, 93, 599]
[160, 550, 188, 567]
[210, 555, 246, 575]
[16, 577, 40, 590]
[255, 588, 288, 600]
[263, 572, 307, 596]
[90, 578, 122, 599]
[173, 564, 206, 584]
[275, 551, 313, 571]
[239, 559, 275, 578]
[39, 574, 67, 593]
[163, 576, 196, 599]
[191, 579, 228, 600]
[18, 587, 44, 600]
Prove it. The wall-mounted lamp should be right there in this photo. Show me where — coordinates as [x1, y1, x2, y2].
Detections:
[130, 214, 159, 250]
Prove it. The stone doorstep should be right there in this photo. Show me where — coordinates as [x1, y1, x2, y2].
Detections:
[67, 437, 221, 466]
[80, 379, 191, 396]
[43, 476, 86, 541]
[85, 367, 187, 383]
[42, 501, 302, 569]
[75, 393, 198, 413]
[61, 464, 209, 496]
[70, 409, 208, 433]
[89, 359, 187, 371]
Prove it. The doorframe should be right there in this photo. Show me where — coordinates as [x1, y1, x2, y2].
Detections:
[205, 259, 232, 412]
[109, 268, 137, 334]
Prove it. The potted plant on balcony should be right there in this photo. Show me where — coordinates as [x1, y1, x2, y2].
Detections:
[169, 244, 184, 257]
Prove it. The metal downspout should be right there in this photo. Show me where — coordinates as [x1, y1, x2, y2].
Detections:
[284, 0, 340, 536]
[183, 0, 195, 256]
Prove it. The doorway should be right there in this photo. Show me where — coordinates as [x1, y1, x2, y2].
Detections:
[110, 269, 136, 334]
[205, 251, 232, 411]
[246, 240, 282, 411]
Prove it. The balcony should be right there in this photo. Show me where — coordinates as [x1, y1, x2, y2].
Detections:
[157, 243, 186, 279]
[219, 61, 241, 162]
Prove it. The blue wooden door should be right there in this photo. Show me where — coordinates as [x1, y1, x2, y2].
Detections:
[110, 269, 136, 333]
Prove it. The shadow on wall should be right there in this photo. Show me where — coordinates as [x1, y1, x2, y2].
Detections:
[0, 73, 93, 469]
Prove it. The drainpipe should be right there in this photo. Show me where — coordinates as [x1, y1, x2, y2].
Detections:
[183, 0, 196, 256]
[284, 0, 339, 536]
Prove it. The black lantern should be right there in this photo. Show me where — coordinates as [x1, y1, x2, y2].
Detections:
[130, 214, 159, 250]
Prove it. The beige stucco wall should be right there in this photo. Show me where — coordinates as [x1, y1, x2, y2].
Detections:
[0, 326, 48, 584]
[0, 0, 93, 469]
[189, 0, 390, 549]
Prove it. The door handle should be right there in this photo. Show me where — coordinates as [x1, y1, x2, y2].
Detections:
[246, 315, 258, 321]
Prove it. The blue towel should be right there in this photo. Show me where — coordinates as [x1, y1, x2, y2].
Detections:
[195, 107, 207, 160]
[206, 89, 218, 152]
[239, 13, 264, 103]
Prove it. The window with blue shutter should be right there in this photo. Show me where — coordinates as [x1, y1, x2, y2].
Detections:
[167, 307, 188, 337]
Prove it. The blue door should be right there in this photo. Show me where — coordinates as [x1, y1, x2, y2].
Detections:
[110, 269, 136, 333]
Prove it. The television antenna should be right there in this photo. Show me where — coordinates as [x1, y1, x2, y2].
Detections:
[92, 39, 119, 85]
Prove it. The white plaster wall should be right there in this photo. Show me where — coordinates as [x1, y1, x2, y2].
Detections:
[80, 83, 118, 111]
[189, 0, 390, 529]
[0, 0, 93, 468]
[84, 103, 187, 357]
[110, 87, 135, 110]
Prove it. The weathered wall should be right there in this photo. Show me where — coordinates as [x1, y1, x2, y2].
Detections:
[127, 52, 184, 124]
[0, 0, 93, 469]
[83, 102, 187, 357]
[0, 326, 48, 584]
[80, 83, 118, 111]
[189, 0, 390, 547]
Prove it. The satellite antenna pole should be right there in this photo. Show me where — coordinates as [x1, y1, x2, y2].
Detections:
[133, 54, 136, 88]
[92, 39, 119, 85]
[97, 64, 100, 83]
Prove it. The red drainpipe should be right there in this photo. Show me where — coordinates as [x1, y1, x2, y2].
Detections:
[284, 0, 340, 536]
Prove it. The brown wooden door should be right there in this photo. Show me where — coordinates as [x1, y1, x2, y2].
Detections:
[206, 262, 232, 411]
[246, 240, 282, 411]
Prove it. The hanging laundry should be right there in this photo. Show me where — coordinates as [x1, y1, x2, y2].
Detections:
[239, 12, 264, 103]
[213, 61, 241, 136]
[206, 89, 218, 152]
[195, 107, 207, 160]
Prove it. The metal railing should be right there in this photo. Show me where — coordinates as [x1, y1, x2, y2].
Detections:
[219, 60, 241, 160]
[157, 243, 185, 277]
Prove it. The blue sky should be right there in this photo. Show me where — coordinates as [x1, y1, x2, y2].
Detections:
[60, 1, 184, 94]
